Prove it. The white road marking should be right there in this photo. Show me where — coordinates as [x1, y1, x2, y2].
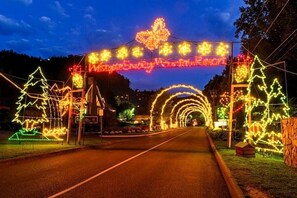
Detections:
[48, 130, 190, 198]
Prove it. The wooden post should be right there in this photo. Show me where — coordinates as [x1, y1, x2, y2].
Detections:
[67, 91, 73, 144]
[228, 84, 234, 148]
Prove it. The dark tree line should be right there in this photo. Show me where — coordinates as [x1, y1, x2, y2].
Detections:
[204, 0, 297, 109]
[0, 50, 155, 116]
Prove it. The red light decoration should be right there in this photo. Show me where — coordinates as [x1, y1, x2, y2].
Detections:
[88, 56, 227, 73]
[69, 64, 82, 74]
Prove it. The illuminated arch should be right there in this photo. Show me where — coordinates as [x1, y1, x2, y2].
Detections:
[149, 84, 212, 131]
[175, 102, 211, 124]
[175, 103, 208, 126]
[159, 92, 209, 130]
[178, 106, 206, 127]
[180, 107, 207, 127]
[176, 104, 210, 127]
[169, 98, 206, 128]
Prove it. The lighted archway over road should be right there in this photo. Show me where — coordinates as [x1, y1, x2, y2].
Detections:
[149, 84, 213, 131]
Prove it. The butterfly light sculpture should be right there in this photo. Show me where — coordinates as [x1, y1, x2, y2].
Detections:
[135, 18, 170, 51]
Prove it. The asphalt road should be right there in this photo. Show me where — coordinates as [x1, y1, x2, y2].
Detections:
[0, 127, 230, 198]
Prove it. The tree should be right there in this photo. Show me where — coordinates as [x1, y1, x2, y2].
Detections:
[117, 101, 135, 121]
[234, 0, 297, 98]
[12, 67, 49, 131]
[245, 56, 289, 153]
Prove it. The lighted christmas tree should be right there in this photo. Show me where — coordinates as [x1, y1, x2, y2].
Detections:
[245, 56, 289, 153]
[9, 67, 50, 140]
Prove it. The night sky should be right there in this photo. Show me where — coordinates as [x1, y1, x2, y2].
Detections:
[0, 0, 243, 90]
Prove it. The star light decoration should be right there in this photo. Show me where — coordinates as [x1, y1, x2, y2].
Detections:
[88, 52, 99, 64]
[216, 42, 229, 56]
[135, 18, 170, 51]
[178, 41, 192, 56]
[116, 46, 129, 59]
[159, 42, 173, 56]
[99, 49, 112, 62]
[132, 46, 144, 58]
[197, 42, 212, 56]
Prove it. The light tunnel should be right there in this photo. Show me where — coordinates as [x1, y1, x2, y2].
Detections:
[176, 104, 209, 128]
[178, 106, 208, 127]
[149, 84, 213, 131]
[169, 98, 208, 128]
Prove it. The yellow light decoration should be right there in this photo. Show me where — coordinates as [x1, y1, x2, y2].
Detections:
[43, 127, 67, 141]
[8, 67, 68, 141]
[235, 64, 249, 83]
[99, 49, 112, 62]
[116, 46, 129, 60]
[72, 73, 83, 88]
[169, 98, 206, 128]
[88, 52, 100, 64]
[132, 46, 144, 58]
[180, 107, 207, 127]
[177, 104, 208, 127]
[180, 107, 206, 127]
[216, 42, 229, 57]
[219, 90, 244, 107]
[245, 55, 290, 153]
[149, 84, 212, 131]
[135, 18, 170, 51]
[159, 42, 173, 56]
[12, 67, 49, 130]
[178, 41, 191, 56]
[51, 84, 72, 117]
[197, 42, 212, 56]
[159, 92, 210, 130]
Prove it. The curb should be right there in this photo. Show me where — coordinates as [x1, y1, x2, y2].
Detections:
[205, 131, 245, 198]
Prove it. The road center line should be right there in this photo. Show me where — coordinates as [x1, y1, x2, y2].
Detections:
[48, 130, 190, 198]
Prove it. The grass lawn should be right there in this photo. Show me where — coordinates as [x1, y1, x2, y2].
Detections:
[215, 140, 297, 198]
[0, 131, 106, 160]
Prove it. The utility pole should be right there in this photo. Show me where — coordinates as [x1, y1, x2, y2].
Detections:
[77, 56, 87, 145]
[67, 91, 73, 144]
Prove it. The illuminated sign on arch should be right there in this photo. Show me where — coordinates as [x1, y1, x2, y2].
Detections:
[85, 18, 231, 74]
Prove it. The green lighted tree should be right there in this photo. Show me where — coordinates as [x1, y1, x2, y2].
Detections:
[245, 56, 289, 153]
[12, 67, 49, 131]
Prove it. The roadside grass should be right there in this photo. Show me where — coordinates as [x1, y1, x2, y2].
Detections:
[0, 131, 107, 160]
[0, 143, 80, 160]
[214, 140, 297, 198]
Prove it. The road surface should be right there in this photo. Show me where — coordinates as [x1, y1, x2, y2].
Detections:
[0, 127, 230, 198]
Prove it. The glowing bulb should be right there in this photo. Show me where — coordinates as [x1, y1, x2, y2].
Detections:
[116, 46, 129, 60]
[72, 73, 83, 88]
[132, 46, 144, 58]
[235, 64, 249, 83]
[216, 42, 229, 57]
[197, 42, 212, 56]
[178, 41, 191, 56]
[159, 42, 173, 56]
[99, 49, 112, 62]
[88, 52, 99, 64]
